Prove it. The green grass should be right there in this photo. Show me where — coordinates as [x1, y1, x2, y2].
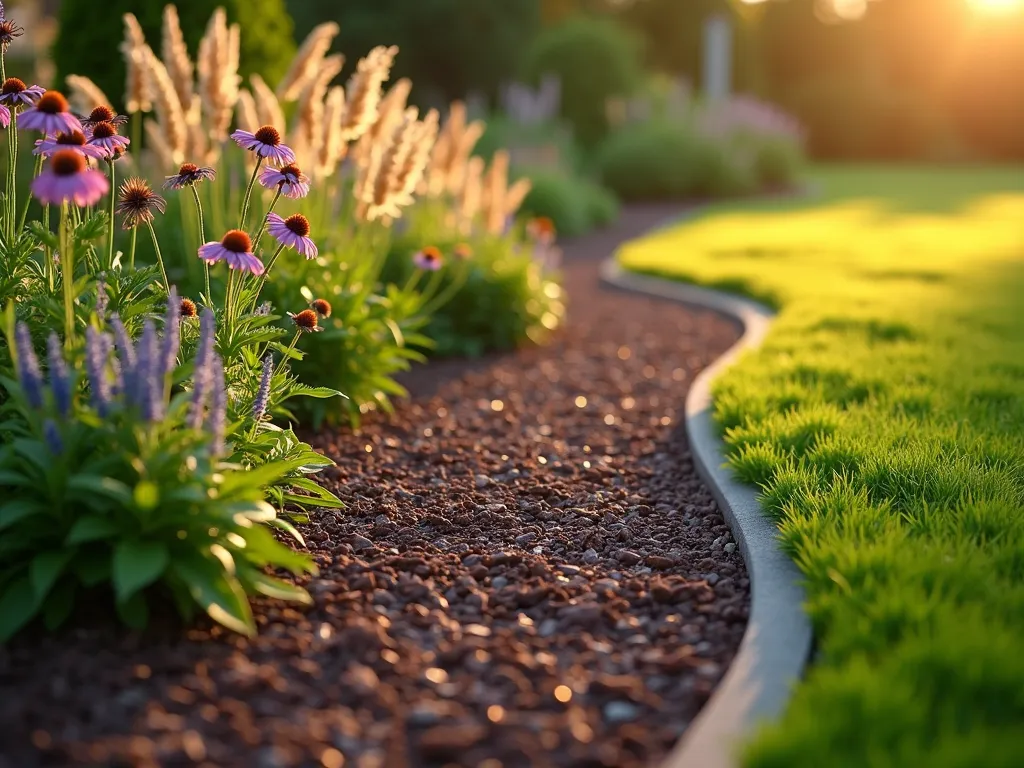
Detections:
[618, 165, 1024, 767]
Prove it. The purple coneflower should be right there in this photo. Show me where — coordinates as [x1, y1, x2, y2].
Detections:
[47, 333, 72, 417]
[18, 90, 84, 135]
[199, 230, 265, 275]
[14, 322, 44, 409]
[413, 246, 444, 271]
[33, 130, 106, 159]
[163, 161, 216, 190]
[31, 149, 109, 207]
[230, 125, 295, 166]
[87, 121, 130, 159]
[266, 213, 317, 259]
[79, 105, 128, 130]
[115, 177, 166, 229]
[311, 298, 332, 318]
[180, 297, 198, 318]
[287, 309, 323, 333]
[526, 216, 556, 246]
[259, 163, 310, 198]
[0, 77, 44, 108]
[453, 243, 473, 260]
[252, 353, 273, 423]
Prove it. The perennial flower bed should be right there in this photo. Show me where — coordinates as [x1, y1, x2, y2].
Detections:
[0, 3, 562, 639]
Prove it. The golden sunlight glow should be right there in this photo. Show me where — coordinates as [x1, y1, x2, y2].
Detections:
[967, 0, 1024, 13]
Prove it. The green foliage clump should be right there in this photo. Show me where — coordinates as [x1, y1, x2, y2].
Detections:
[517, 169, 619, 238]
[523, 16, 643, 146]
[596, 120, 710, 201]
[53, 0, 296, 113]
[289, 0, 541, 105]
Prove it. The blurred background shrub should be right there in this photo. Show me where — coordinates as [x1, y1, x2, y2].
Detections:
[54, 0, 296, 111]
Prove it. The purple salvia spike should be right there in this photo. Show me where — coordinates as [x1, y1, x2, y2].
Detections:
[208, 353, 227, 456]
[95, 280, 108, 319]
[161, 286, 181, 381]
[84, 326, 111, 415]
[252, 353, 273, 422]
[43, 419, 63, 455]
[14, 322, 44, 409]
[111, 314, 136, 401]
[135, 321, 160, 420]
[188, 308, 216, 429]
[46, 332, 72, 417]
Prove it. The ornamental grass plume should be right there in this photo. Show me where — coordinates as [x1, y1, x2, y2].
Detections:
[235, 88, 260, 133]
[358, 107, 419, 222]
[353, 77, 411, 168]
[139, 44, 187, 165]
[64, 75, 112, 115]
[292, 53, 344, 169]
[161, 5, 194, 113]
[482, 149, 510, 235]
[391, 109, 439, 209]
[458, 155, 485, 232]
[250, 74, 286, 135]
[197, 8, 239, 144]
[121, 13, 152, 115]
[316, 86, 347, 180]
[277, 22, 340, 103]
[341, 45, 398, 143]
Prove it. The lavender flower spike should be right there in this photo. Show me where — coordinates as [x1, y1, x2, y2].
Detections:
[84, 326, 111, 415]
[188, 308, 217, 429]
[208, 354, 227, 456]
[14, 322, 44, 409]
[252, 354, 274, 423]
[135, 321, 162, 422]
[46, 332, 72, 417]
[110, 314, 136, 398]
[43, 419, 63, 455]
[161, 286, 181, 381]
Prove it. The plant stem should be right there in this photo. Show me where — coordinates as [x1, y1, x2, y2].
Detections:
[238, 157, 264, 230]
[106, 160, 116, 270]
[250, 188, 282, 254]
[6, 112, 16, 240]
[145, 221, 169, 294]
[59, 203, 75, 347]
[189, 184, 210, 302]
[128, 226, 137, 272]
[18, 154, 43, 232]
[43, 204, 53, 291]
[249, 243, 286, 312]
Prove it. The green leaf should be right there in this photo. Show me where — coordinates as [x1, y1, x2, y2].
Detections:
[27, 221, 59, 250]
[245, 571, 312, 605]
[290, 385, 346, 400]
[66, 515, 120, 544]
[68, 475, 133, 506]
[115, 590, 149, 629]
[113, 541, 169, 602]
[30, 551, 72, 601]
[0, 576, 40, 642]
[0, 499, 41, 531]
[74, 211, 109, 243]
[43, 579, 77, 631]
[73, 548, 111, 586]
[172, 557, 255, 637]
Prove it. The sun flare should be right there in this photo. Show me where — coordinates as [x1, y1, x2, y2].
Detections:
[968, 0, 1024, 14]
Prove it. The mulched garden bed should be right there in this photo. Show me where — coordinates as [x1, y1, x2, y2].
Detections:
[0, 205, 749, 768]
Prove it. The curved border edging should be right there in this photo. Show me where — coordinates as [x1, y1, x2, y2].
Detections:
[599, 259, 812, 768]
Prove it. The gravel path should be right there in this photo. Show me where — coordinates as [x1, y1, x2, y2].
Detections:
[0, 205, 749, 768]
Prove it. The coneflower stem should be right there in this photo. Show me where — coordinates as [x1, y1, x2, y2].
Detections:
[238, 156, 264, 230]
[18, 154, 43, 232]
[43, 204, 53, 291]
[6, 109, 16, 240]
[59, 203, 75, 347]
[128, 226, 137, 272]
[250, 188, 282, 255]
[145, 220, 170, 295]
[284, 329, 302, 358]
[106, 160, 116, 271]
[189, 185, 210, 302]
[249, 243, 286, 312]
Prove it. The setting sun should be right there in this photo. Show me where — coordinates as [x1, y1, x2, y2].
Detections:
[968, 0, 1024, 13]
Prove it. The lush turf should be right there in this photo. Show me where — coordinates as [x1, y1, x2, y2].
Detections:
[618, 166, 1024, 767]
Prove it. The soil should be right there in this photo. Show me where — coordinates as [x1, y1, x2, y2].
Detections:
[0, 204, 749, 768]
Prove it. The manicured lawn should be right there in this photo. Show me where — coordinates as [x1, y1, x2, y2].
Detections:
[618, 166, 1024, 767]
